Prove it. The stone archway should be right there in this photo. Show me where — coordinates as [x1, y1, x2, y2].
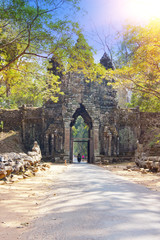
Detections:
[20, 72, 140, 164]
[70, 104, 93, 163]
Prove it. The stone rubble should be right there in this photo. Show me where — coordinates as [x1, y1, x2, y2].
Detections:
[0, 141, 48, 181]
[135, 143, 160, 172]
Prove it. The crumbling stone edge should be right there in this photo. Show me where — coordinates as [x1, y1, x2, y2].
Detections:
[135, 143, 160, 172]
[0, 141, 50, 182]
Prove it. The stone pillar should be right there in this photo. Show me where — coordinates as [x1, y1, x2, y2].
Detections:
[32, 123, 36, 139]
[93, 121, 100, 163]
[21, 106, 27, 142]
[89, 128, 94, 163]
[64, 121, 70, 162]
[113, 136, 117, 156]
[22, 119, 25, 142]
[117, 136, 119, 156]
[44, 134, 49, 156]
[60, 136, 63, 151]
[41, 108, 45, 132]
[41, 108, 45, 151]
[108, 132, 112, 157]
[51, 134, 54, 155]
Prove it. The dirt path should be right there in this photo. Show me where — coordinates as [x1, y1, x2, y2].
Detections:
[103, 162, 160, 192]
[0, 163, 160, 240]
[0, 164, 66, 240]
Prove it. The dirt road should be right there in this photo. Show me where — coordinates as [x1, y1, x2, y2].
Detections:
[15, 163, 160, 240]
[0, 165, 66, 240]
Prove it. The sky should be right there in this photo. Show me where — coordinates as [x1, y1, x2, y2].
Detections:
[77, 0, 160, 61]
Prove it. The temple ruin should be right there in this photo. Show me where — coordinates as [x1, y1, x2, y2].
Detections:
[0, 71, 142, 164]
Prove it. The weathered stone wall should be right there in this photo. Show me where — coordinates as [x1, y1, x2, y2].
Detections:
[21, 107, 43, 151]
[98, 106, 140, 164]
[0, 109, 21, 131]
[20, 103, 65, 162]
[117, 108, 140, 156]
[135, 112, 160, 172]
[139, 112, 160, 145]
[43, 103, 64, 162]
[1, 73, 160, 166]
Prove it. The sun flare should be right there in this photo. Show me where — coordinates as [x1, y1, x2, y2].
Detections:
[126, 0, 160, 23]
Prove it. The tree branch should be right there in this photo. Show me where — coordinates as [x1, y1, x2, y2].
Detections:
[116, 74, 160, 99]
[0, 29, 27, 48]
[0, 26, 31, 72]
[24, 52, 48, 58]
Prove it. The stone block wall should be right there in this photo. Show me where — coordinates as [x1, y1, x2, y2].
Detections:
[0, 109, 22, 131]
[21, 104, 65, 162]
[116, 108, 140, 157]
[139, 112, 160, 145]
[1, 73, 160, 167]
[135, 112, 160, 172]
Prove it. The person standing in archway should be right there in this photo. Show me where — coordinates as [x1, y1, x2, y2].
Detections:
[77, 153, 81, 163]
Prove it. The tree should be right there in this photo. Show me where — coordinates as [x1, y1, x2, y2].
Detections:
[0, 0, 106, 108]
[0, 0, 82, 71]
[106, 19, 160, 111]
[0, 60, 62, 108]
[0, 0, 82, 107]
[67, 33, 106, 82]
[127, 92, 160, 112]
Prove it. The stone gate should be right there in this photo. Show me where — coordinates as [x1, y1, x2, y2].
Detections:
[0, 72, 141, 163]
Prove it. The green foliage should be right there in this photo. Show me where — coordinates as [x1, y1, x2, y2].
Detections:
[72, 116, 89, 138]
[107, 19, 160, 111]
[0, 121, 4, 132]
[0, 59, 63, 108]
[148, 133, 160, 148]
[127, 92, 160, 112]
[0, 0, 105, 108]
[72, 116, 89, 157]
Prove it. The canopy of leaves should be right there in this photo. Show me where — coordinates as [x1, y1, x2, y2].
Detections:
[0, 0, 105, 109]
[0, 0, 82, 70]
[0, 59, 62, 108]
[72, 116, 89, 138]
[107, 19, 160, 111]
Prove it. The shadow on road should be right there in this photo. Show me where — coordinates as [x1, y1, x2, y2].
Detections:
[20, 164, 160, 240]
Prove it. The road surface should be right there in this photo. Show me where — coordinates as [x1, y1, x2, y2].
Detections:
[20, 164, 160, 240]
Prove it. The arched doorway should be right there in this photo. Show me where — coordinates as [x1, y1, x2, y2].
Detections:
[70, 104, 93, 163]
[71, 116, 89, 163]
